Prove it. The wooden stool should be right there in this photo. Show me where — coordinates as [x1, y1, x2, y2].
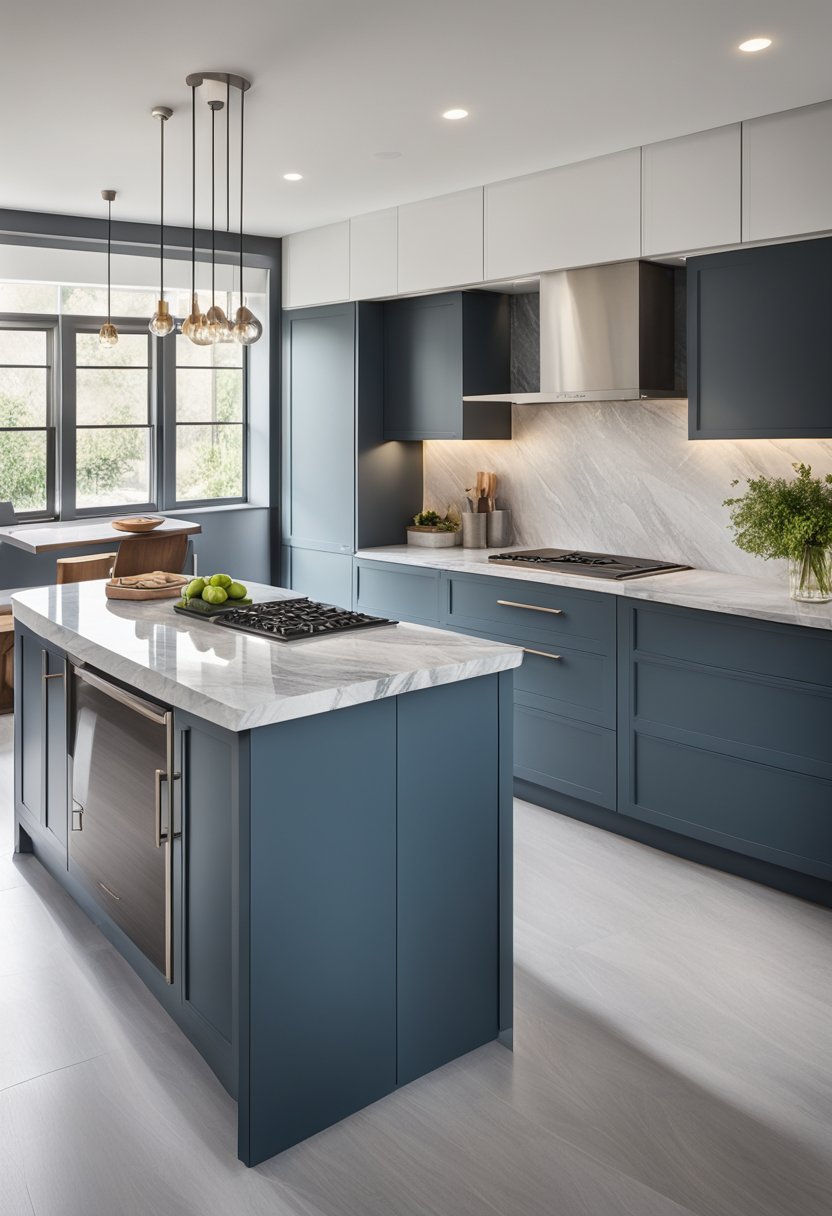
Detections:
[0, 613, 14, 715]
[112, 533, 189, 578]
[56, 553, 117, 584]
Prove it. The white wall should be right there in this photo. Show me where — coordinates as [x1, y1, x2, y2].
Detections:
[422, 400, 832, 580]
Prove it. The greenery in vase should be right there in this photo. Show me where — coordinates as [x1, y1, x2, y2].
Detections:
[413, 509, 459, 532]
[724, 463, 832, 594]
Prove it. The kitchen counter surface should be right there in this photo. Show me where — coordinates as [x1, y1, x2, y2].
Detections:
[12, 579, 522, 732]
[355, 545, 832, 633]
[0, 514, 201, 553]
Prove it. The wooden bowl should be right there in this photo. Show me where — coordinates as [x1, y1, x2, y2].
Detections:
[112, 516, 165, 534]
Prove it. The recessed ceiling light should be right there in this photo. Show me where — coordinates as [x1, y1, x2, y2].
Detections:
[738, 37, 772, 53]
[283, 172, 303, 181]
[442, 108, 469, 121]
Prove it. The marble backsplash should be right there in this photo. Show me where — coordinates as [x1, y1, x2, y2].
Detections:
[422, 399, 832, 580]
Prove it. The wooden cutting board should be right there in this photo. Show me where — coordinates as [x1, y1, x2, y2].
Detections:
[105, 573, 189, 601]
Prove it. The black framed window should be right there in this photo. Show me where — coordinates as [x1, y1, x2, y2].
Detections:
[167, 334, 247, 507]
[62, 318, 156, 516]
[0, 317, 57, 519]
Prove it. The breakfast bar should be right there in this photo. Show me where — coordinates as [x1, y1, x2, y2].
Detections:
[12, 579, 521, 1166]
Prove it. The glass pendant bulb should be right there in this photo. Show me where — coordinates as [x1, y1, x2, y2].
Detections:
[183, 293, 212, 345]
[98, 321, 119, 348]
[149, 299, 175, 337]
[232, 305, 262, 345]
[206, 303, 231, 344]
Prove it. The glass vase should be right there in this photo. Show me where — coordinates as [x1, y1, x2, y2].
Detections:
[788, 545, 832, 603]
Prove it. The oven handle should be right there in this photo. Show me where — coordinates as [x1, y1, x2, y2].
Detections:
[72, 665, 169, 726]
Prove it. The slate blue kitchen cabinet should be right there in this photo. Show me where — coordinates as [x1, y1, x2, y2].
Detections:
[14, 626, 67, 858]
[383, 291, 512, 440]
[353, 557, 443, 626]
[688, 236, 832, 438]
[282, 302, 423, 605]
[618, 600, 832, 882]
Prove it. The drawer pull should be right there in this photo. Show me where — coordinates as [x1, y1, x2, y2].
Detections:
[98, 882, 120, 902]
[523, 647, 562, 661]
[497, 599, 563, 616]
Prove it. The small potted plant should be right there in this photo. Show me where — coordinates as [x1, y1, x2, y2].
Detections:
[407, 508, 461, 548]
[724, 463, 832, 602]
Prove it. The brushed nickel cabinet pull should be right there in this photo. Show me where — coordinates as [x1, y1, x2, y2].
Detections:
[154, 768, 181, 848]
[98, 882, 120, 902]
[523, 647, 562, 661]
[496, 599, 564, 616]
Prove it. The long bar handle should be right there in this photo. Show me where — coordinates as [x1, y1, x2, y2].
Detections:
[73, 665, 169, 725]
[523, 647, 562, 661]
[154, 767, 181, 848]
[496, 599, 564, 616]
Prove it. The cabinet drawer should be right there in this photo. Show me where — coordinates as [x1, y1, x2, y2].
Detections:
[508, 637, 615, 729]
[629, 733, 832, 880]
[633, 602, 832, 687]
[446, 575, 615, 651]
[514, 704, 616, 810]
[354, 561, 441, 626]
[635, 658, 832, 772]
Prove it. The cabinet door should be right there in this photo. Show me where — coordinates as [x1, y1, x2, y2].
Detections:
[350, 209, 397, 300]
[384, 294, 463, 438]
[15, 631, 67, 848]
[282, 222, 350, 309]
[397, 188, 483, 294]
[642, 125, 741, 256]
[282, 303, 356, 550]
[43, 648, 68, 854]
[287, 547, 353, 608]
[17, 628, 43, 823]
[743, 101, 832, 243]
[485, 148, 641, 280]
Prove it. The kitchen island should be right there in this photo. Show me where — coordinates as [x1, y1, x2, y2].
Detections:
[12, 580, 521, 1166]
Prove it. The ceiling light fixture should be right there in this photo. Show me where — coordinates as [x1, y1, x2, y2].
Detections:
[442, 108, 469, 121]
[98, 190, 118, 347]
[205, 94, 232, 343]
[182, 84, 211, 345]
[738, 37, 772, 52]
[283, 172, 303, 181]
[149, 107, 175, 338]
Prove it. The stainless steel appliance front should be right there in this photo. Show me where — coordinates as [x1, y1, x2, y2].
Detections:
[69, 666, 177, 982]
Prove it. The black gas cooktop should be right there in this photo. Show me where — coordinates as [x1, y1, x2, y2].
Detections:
[213, 598, 397, 642]
[488, 549, 691, 580]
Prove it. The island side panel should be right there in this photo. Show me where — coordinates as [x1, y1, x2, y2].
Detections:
[396, 672, 503, 1087]
[241, 697, 398, 1167]
[498, 668, 514, 1045]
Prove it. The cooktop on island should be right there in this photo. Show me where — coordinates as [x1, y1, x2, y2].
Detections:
[213, 598, 397, 642]
[489, 549, 692, 580]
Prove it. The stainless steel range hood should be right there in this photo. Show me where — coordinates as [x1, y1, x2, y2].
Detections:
[464, 261, 683, 404]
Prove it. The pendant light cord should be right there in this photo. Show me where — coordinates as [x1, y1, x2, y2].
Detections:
[239, 86, 245, 305]
[226, 81, 231, 234]
[160, 116, 165, 301]
[211, 104, 216, 307]
[107, 197, 112, 324]
[191, 84, 196, 305]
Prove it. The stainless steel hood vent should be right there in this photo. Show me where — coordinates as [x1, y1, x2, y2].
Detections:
[464, 261, 684, 404]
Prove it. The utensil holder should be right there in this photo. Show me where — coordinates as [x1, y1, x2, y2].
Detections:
[486, 510, 512, 548]
[461, 513, 488, 548]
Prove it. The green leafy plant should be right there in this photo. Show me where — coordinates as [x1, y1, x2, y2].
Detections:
[724, 463, 832, 596]
[413, 509, 458, 532]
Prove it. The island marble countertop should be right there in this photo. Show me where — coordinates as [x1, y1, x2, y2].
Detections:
[12, 581, 522, 732]
[354, 546, 832, 633]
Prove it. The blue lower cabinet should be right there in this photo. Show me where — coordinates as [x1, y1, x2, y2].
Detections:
[515, 703, 616, 810]
[286, 545, 354, 608]
[354, 558, 442, 625]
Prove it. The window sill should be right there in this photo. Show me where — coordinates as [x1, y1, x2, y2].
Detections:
[159, 502, 268, 517]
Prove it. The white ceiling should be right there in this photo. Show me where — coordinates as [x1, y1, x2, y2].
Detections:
[4, 0, 832, 239]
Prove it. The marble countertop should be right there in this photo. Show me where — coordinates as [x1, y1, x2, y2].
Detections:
[0, 515, 201, 554]
[11, 580, 522, 733]
[355, 545, 832, 633]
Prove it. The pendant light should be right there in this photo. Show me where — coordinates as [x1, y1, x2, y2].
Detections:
[149, 106, 175, 338]
[232, 84, 263, 345]
[98, 190, 119, 347]
[182, 84, 211, 346]
[205, 96, 232, 343]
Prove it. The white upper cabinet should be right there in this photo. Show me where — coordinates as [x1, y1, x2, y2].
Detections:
[485, 148, 641, 281]
[642, 125, 741, 256]
[743, 101, 832, 243]
[349, 208, 397, 300]
[397, 188, 484, 294]
[282, 222, 350, 309]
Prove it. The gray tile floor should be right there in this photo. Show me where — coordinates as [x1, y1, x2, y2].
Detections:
[1, 711, 831, 1216]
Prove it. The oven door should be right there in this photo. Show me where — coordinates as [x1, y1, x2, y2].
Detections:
[69, 666, 176, 982]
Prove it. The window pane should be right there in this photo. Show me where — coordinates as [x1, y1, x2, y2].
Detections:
[0, 283, 59, 313]
[75, 427, 151, 508]
[0, 330, 47, 365]
[76, 333, 148, 367]
[61, 286, 157, 317]
[176, 424, 242, 501]
[176, 333, 242, 368]
[175, 367, 243, 422]
[76, 368, 149, 425]
[0, 368, 48, 426]
[0, 428, 47, 513]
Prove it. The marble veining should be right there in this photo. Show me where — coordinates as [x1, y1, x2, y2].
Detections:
[422, 398, 832, 579]
[12, 581, 522, 732]
[355, 546, 832, 632]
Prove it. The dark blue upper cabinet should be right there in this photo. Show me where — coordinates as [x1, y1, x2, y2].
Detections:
[688, 237, 832, 439]
[383, 291, 512, 440]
